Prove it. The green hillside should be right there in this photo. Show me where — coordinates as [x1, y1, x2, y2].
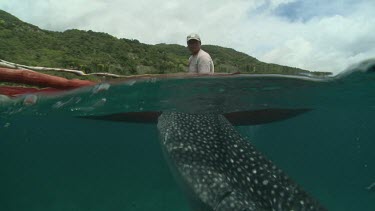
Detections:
[0, 9, 330, 77]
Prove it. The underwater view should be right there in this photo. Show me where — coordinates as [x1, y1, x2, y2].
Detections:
[1, 67, 375, 211]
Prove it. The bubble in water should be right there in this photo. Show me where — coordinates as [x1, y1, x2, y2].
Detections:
[0, 94, 11, 102]
[124, 80, 136, 86]
[52, 97, 81, 109]
[366, 182, 375, 191]
[70, 107, 94, 112]
[23, 95, 38, 106]
[93, 98, 107, 107]
[74, 97, 82, 104]
[53, 101, 65, 109]
[70, 98, 107, 112]
[92, 83, 110, 94]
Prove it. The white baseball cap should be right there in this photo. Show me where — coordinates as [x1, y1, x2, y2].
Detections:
[187, 33, 201, 42]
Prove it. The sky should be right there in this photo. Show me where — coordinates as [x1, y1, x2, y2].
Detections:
[0, 0, 374, 74]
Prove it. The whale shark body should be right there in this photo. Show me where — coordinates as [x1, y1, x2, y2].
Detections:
[158, 112, 325, 211]
[83, 109, 326, 210]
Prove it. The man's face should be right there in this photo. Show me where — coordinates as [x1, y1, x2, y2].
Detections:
[187, 39, 201, 54]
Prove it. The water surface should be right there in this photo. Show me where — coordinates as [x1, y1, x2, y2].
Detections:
[1, 68, 374, 210]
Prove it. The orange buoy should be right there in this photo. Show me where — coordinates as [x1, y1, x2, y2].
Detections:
[0, 67, 96, 97]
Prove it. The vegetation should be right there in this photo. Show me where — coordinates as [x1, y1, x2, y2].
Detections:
[0, 9, 332, 78]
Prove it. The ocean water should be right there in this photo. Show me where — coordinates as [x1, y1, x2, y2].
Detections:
[0, 66, 374, 210]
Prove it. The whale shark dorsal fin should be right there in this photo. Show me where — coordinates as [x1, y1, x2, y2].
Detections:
[79, 108, 311, 126]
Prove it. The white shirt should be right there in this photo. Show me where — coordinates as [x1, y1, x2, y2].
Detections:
[188, 49, 214, 74]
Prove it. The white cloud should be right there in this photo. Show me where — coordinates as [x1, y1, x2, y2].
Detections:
[0, 0, 374, 74]
[260, 11, 375, 72]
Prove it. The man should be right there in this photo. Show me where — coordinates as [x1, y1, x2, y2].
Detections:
[187, 33, 214, 74]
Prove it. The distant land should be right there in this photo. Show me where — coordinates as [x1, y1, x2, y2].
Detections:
[0, 9, 331, 78]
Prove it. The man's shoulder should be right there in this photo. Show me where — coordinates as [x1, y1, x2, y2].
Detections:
[198, 49, 212, 60]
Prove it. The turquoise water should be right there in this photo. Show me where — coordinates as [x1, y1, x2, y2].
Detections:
[0, 68, 375, 210]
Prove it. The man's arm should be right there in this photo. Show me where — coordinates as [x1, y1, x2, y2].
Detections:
[197, 56, 214, 74]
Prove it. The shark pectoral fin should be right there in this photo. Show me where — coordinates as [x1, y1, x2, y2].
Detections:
[79, 111, 162, 124]
[223, 108, 312, 126]
[78, 108, 311, 125]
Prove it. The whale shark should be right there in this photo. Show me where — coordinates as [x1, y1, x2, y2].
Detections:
[158, 112, 325, 211]
[82, 109, 326, 211]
